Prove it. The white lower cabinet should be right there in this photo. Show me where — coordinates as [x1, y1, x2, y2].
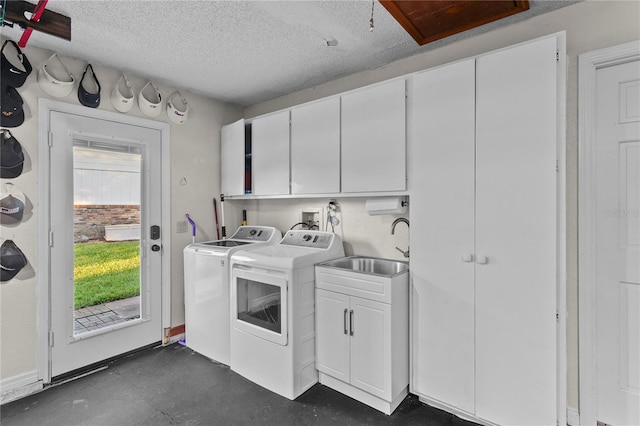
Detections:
[315, 270, 408, 415]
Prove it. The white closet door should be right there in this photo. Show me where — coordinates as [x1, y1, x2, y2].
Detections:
[409, 59, 476, 413]
[221, 119, 246, 197]
[252, 111, 290, 196]
[290, 97, 340, 194]
[475, 36, 558, 425]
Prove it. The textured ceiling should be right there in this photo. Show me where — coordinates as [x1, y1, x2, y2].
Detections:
[1, 0, 578, 107]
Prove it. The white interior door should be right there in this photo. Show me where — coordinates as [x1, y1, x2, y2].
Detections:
[49, 111, 163, 378]
[595, 59, 640, 426]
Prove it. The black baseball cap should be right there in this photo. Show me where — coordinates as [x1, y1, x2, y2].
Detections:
[0, 84, 25, 128]
[1, 40, 32, 88]
[0, 129, 24, 178]
[0, 239, 28, 282]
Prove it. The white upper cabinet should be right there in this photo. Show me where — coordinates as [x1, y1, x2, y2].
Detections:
[290, 97, 340, 194]
[341, 79, 406, 193]
[251, 110, 290, 196]
[220, 118, 246, 197]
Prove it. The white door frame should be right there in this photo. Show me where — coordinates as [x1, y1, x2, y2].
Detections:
[37, 99, 171, 382]
[578, 40, 640, 425]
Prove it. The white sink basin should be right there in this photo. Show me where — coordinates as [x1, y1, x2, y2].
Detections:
[318, 256, 408, 277]
[316, 256, 409, 304]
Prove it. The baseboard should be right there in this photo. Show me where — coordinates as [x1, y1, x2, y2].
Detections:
[567, 407, 580, 426]
[0, 371, 43, 405]
[163, 324, 185, 345]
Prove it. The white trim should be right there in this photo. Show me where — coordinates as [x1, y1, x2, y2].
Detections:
[556, 31, 568, 426]
[0, 371, 43, 405]
[578, 39, 640, 426]
[37, 99, 171, 384]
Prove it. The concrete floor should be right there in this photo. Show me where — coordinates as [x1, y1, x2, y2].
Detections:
[1, 344, 478, 426]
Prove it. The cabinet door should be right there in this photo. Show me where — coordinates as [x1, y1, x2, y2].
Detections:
[341, 79, 406, 193]
[291, 97, 340, 194]
[252, 110, 290, 195]
[316, 289, 350, 383]
[221, 118, 246, 197]
[475, 36, 558, 426]
[350, 297, 391, 400]
[409, 59, 476, 413]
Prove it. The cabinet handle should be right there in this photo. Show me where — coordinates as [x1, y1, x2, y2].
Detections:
[349, 310, 354, 336]
[476, 255, 488, 265]
[461, 253, 473, 262]
[343, 308, 348, 335]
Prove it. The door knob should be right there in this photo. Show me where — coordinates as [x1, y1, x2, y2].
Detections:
[476, 255, 488, 265]
[151, 244, 161, 252]
[461, 254, 473, 262]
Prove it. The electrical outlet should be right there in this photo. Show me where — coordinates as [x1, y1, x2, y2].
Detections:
[176, 221, 187, 233]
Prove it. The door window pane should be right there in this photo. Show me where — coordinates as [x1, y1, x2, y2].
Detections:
[72, 143, 142, 336]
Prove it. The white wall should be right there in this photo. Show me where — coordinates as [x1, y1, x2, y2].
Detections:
[243, 0, 640, 412]
[0, 39, 243, 384]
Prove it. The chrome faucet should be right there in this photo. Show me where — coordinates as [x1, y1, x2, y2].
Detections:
[391, 217, 409, 234]
[391, 218, 409, 258]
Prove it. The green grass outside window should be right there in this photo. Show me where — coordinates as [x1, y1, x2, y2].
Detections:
[74, 241, 141, 309]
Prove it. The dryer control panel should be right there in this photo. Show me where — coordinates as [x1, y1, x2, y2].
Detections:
[232, 226, 276, 242]
[279, 230, 334, 249]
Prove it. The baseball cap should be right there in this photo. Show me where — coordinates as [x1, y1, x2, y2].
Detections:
[0, 239, 28, 282]
[0, 84, 25, 127]
[77, 64, 101, 108]
[0, 129, 24, 178]
[167, 91, 189, 125]
[138, 81, 162, 117]
[1, 40, 33, 88]
[0, 183, 25, 224]
[38, 53, 75, 98]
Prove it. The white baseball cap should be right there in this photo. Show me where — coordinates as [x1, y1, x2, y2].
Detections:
[37, 54, 75, 98]
[110, 74, 135, 113]
[167, 91, 189, 125]
[1, 183, 26, 225]
[138, 81, 162, 117]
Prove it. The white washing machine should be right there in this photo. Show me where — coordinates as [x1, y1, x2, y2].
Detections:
[183, 226, 281, 365]
[229, 230, 345, 400]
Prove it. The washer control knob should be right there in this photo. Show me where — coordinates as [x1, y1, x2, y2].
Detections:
[303, 234, 312, 242]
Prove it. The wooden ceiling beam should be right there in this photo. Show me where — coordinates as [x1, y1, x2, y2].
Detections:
[379, 0, 529, 46]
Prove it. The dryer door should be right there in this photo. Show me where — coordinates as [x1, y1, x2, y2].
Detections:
[232, 266, 288, 346]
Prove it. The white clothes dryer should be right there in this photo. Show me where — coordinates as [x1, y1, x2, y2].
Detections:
[183, 226, 281, 365]
[229, 230, 345, 400]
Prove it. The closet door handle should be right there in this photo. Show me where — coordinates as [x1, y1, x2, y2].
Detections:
[476, 255, 488, 265]
[343, 309, 348, 335]
[349, 310, 354, 336]
[461, 253, 473, 262]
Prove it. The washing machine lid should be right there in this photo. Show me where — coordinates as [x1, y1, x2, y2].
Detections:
[231, 231, 345, 270]
[184, 226, 282, 254]
[199, 240, 251, 248]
